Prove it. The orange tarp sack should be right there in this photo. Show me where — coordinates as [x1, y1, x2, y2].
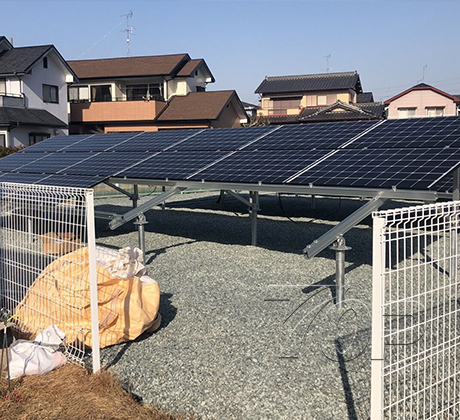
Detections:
[14, 247, 160, 348]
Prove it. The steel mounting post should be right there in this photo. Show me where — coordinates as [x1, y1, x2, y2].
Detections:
[134, 213, 148, 257]
[249, 191, 259, 246]
[329, 236, 351, 309]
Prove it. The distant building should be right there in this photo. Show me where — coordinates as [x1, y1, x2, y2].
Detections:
[67, 54, 247, 134]
[0, 36, 75, 147]
[254, 71, 383, 124]
[385, 83, 460, 119]
[242, 101, 260, 118]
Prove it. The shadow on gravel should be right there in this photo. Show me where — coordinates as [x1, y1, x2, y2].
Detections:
[104, 293, 177, 369]
[144, 240, 197, 264]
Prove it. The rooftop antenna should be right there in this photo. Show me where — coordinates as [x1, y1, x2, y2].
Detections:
[422, 64, 428, 83]
[324, 54, 332, 73]
[121, 11, 134, 56]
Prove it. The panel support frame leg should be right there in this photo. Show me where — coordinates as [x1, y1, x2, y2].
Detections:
[249, 191, 259, 246]
[134, 213, 148, 257]
[329, 235, 351, 309]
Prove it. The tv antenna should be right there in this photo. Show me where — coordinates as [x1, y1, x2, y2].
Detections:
[324, 54, 332, 73]
[422, 64, 428, 83]
[121, 11, 134, 56]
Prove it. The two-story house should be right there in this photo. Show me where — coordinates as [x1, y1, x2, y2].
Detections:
[254, 71, 383, 124]
[385, 83, 460, 119]
[67, 54, 247, 133]
[0, 36, 76, 147]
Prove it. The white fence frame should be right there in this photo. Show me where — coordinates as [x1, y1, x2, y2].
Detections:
[371, 201, 460, 419]
[0, 182, 100, 372]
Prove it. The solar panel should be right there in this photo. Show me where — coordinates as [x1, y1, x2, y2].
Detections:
[116, 151, 228, 181]
[110, 130, 198, 152]
[17, 152, 95, 174]
[290, 148, 460, 190]
[21, 134, 94, 153]
[347, 117, 460, 149]
[189, 150, 329, 184]
[244, 120, 377, 150]
[0, 172, 42, 184]
[431, 175, 453, 193]
[61, 152, 152, 177]
[0, 152, 49, 171]
[173, 126, 275, 151]
[61, 132, 140, 152]
[37, 174, 103, 188]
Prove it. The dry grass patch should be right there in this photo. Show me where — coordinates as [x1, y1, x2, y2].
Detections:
[0, 363, 186, 420]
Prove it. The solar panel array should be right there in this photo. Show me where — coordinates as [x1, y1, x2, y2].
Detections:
[0, 117, 459, 193]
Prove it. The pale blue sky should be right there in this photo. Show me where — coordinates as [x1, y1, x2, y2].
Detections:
[3, 0, 460, 103]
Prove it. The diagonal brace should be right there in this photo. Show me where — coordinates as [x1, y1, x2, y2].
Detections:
[109, 186, 186, 230]
[303, 197, 387, 259]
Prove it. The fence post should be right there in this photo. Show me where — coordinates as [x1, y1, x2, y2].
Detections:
[86, 190, 100, 373]
[371, 215, 386, 420]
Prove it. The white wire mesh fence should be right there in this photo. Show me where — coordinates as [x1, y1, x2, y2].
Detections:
[0, 182, 100, 371]
[372, 201, 460, 419]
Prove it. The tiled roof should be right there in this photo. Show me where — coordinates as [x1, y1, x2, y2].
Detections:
[255, 71, 362, 94]
[0, 45, 52, 75]
[0, 107, 67, 127]
[300, 101, 384, 122]
[68, 53, 191, 79]
[176, 58, 215, 82]
[156, 91, 240, 121]
[356, 92, 374, 103]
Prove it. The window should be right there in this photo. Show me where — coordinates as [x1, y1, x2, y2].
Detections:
[43, 84, 58, 103]
[126, 84, 161, 101]
[43, 57, 48, 69]
[29, 132, 50, 145]
[426, 107, 444, 117]
[91, 85, 112, 102]
[0, 79, 5, 95]
[268, 96, 302, 115]
[69, 86, 89, 102]
[398, 108, 417, 119]
[196, 86, 205, 92]
[0, 133, 5, 147]
[318, 95, 327, 106]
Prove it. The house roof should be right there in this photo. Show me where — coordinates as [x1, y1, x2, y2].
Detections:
[156, 90, 245, 122]
[0, 107, 67, 128]
[68, 53, 192, 79]
[300, 100, 384, 122]
[175, 58, 215, 82]
[255, 71, 363, 95]
[356, 92, 374, 103]
[242, 101, 260, 109]
[0, 45, 53, 75]
[385, 83, 460, 105]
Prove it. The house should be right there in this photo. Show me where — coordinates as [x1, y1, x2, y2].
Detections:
[0, 36, 76, 147]
[385, 83, 460, 119]
[67, 54, 247, 133]
[254, 71, 383, 124]
[242, 101, 260, 118]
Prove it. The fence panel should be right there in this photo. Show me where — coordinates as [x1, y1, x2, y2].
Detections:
[0, 182, 100, 371]
[371, 201, 460, 419]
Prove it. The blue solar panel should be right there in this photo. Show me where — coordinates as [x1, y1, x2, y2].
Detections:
[347, 117, 460, 149]
[0, 172, 41, 184]
[17, 152, 95, 174]
[244, 120, 377, 150]
[62, 152, 151, 177]
[21, 134, 94, 152]
[0, 152, 49, 171]
[116, 151, 228, 180]
[289, 148, 460, 190]
[110, 130, 198, 152]
[61, 132, 140, 152]
[37, 174, 103, 188]
[189, 150, 329, 184]
[173, 126, 275, 151]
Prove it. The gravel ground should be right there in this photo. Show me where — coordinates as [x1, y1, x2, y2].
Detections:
[93, 191, 394, 420]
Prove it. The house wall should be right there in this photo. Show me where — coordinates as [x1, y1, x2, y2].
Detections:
[70, 100, 167, 123]
[387, 90, 458, 119]
[6, 125, 57, 147]
[212, 101, 241, 128]
[20, 51, 69, 125]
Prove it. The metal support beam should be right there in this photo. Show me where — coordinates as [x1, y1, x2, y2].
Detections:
[161, 186, 166, 211]
[311, 194, 316, 210]
[453, 169, 459, 201]
[304, 197, 387, 259]
[103, 181, 136, 200]
[109, 186, 186, 230]
[132, 185, 139, 208]
[329, 236, 351, 309]
[134, 213, 148, 257]
[225, 190, 252, 207]
[249, 191, 259, 246]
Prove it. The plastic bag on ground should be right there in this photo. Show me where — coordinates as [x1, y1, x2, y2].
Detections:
[8, 324, 67, 379]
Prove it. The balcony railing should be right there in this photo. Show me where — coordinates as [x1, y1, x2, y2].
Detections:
[69, 94, 164, 104]
[0, 94, 25, 107]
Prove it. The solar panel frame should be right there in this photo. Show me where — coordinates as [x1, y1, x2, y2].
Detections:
[20, 134, 95, 153]
[60, 132, 143, 152]
[0, 152, 50, 171]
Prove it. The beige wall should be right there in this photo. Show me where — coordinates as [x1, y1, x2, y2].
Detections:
[387, 90, 458, 119]
[70, 100, 166, 123]
[212, 101, 242, 128]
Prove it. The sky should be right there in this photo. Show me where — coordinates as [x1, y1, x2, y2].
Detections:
[3, 0, 460, 104]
